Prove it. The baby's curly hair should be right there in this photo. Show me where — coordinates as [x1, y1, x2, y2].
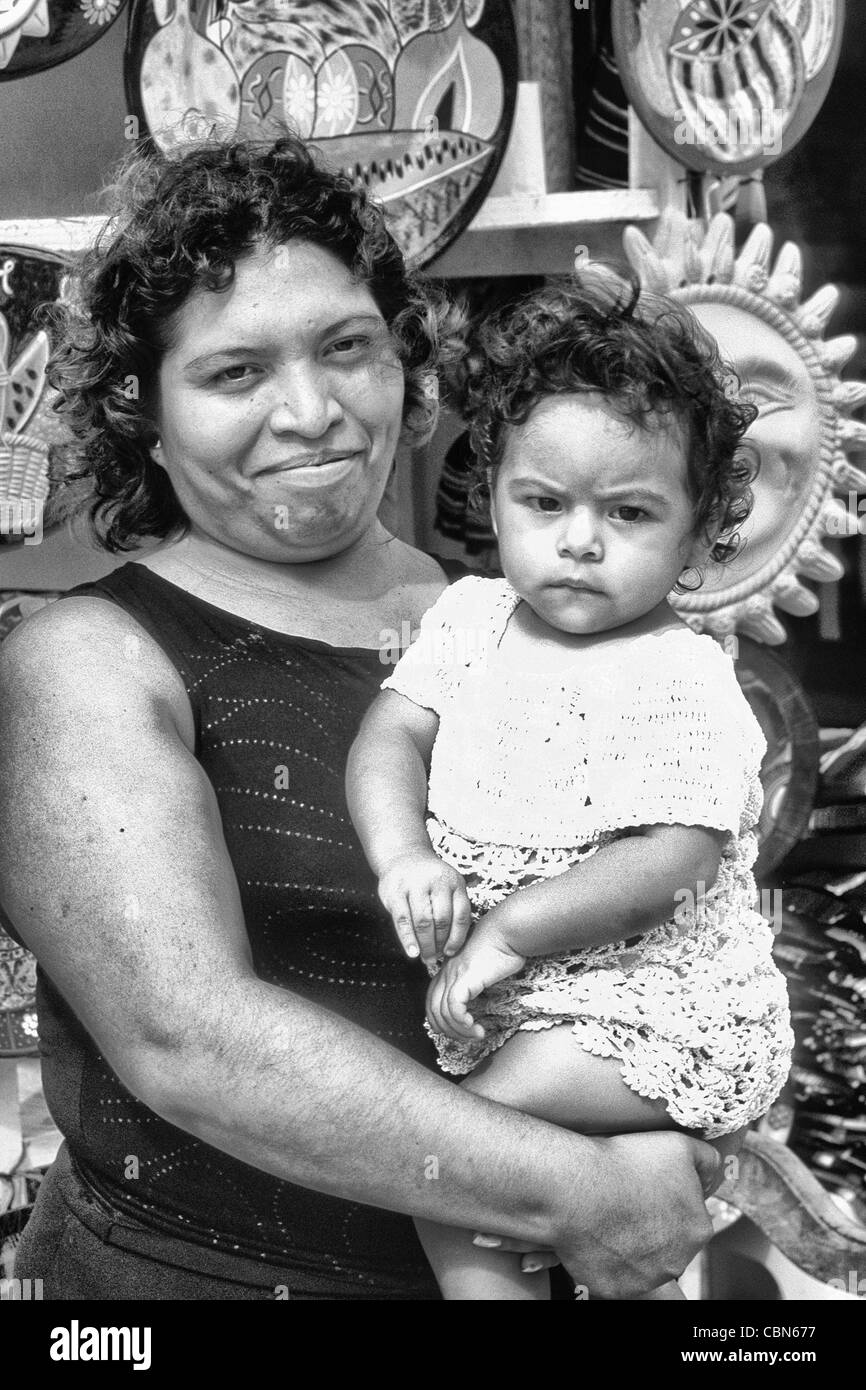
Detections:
[456, 267, 759, 579]
[45, 136, 463, 552]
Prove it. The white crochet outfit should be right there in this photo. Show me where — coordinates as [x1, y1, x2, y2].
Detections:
[382, 577, 793, 1139]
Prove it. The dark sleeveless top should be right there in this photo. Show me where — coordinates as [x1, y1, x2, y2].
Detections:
[36, 559, 464, 1296]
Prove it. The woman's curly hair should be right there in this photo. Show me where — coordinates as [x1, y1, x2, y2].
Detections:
[46, 136, 464, 552]
[455, 267, 759, 582]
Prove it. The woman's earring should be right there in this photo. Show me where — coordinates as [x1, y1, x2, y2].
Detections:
[152, 437, 162, 451]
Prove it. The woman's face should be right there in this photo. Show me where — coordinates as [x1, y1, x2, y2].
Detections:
[151, 240, 406, 562]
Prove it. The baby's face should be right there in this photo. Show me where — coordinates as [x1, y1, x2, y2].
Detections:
[490, 393, 704, 638]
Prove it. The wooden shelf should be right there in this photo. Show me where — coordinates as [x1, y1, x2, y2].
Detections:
[0, 217, 104, 254]
[1, 188, 661, 279]
[450, 189, 661, 231]
[426, 188, 661, 277]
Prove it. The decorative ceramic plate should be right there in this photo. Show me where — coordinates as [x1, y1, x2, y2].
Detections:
[733, 636, 819, 876]
[124, 0, 517, 267]
[612, 0, 845, 175]
[0, 0, 128, 80]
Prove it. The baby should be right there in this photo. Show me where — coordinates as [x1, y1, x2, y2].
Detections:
[346, 270, 794, 1300]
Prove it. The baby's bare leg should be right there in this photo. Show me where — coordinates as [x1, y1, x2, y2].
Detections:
[415, 1023, 693, 1302]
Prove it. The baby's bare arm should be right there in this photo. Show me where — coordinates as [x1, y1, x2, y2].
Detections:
[346, 690, 472, 963]
[479, 823, 725, 959]
[346, 689, 437, 872]
[425, 825, 726, 1041]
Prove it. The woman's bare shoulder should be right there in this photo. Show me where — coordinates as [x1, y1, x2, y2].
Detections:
[0, 595, 192, 739]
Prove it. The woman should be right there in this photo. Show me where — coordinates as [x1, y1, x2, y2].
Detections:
[0, 138, 719, 1300]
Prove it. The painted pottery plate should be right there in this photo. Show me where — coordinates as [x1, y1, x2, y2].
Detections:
[0, 0, 128, 80]
[612, 0, 845, 175]
[733, 635, 819, 876]
[124, 0, 518, 268]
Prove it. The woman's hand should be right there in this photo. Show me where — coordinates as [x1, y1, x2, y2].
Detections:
[552, 1131, 719, 1298]
[377, 851, 472, 968]
[426, 921, 526, 1040]
[475, 1131, 720, 1296]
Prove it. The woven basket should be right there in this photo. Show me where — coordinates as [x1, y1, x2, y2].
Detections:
[0, 432, 49, 529]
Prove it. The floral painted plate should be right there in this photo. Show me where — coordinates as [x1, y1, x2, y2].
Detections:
[733, 635, 819, 877]
[124, 0, 517, 267]
[0, 0, 128, 80]
[612, 0, 845, 175]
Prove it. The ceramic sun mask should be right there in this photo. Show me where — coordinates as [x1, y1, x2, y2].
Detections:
[623, 210, 866, 644]
[125, 0, 517, 267]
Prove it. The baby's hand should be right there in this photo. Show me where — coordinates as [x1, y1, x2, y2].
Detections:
[426, 924, 526, 1042]
[377, 851, 472, 968]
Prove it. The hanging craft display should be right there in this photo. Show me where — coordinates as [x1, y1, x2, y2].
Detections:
[0, 246, 69, 1049]
[772, 882, 866, 1225]
[612, 0, 845, 175]
[0, 0, 128, 80]
[123, 0, 517, 267]
[0, 246, 70, 547]
[0, 582, 57, 1053]
[0, 922, 39, 1055]
[622, 209, 866, 645]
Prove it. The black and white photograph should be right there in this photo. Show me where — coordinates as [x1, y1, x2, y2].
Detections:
[0, 0, 864, 1348]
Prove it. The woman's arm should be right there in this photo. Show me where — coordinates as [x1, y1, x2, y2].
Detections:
[0, 601, 719, 1296]
[346, 690, 472, 964]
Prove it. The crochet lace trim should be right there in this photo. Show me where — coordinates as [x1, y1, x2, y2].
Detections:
[425, 818, 793, 1138]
